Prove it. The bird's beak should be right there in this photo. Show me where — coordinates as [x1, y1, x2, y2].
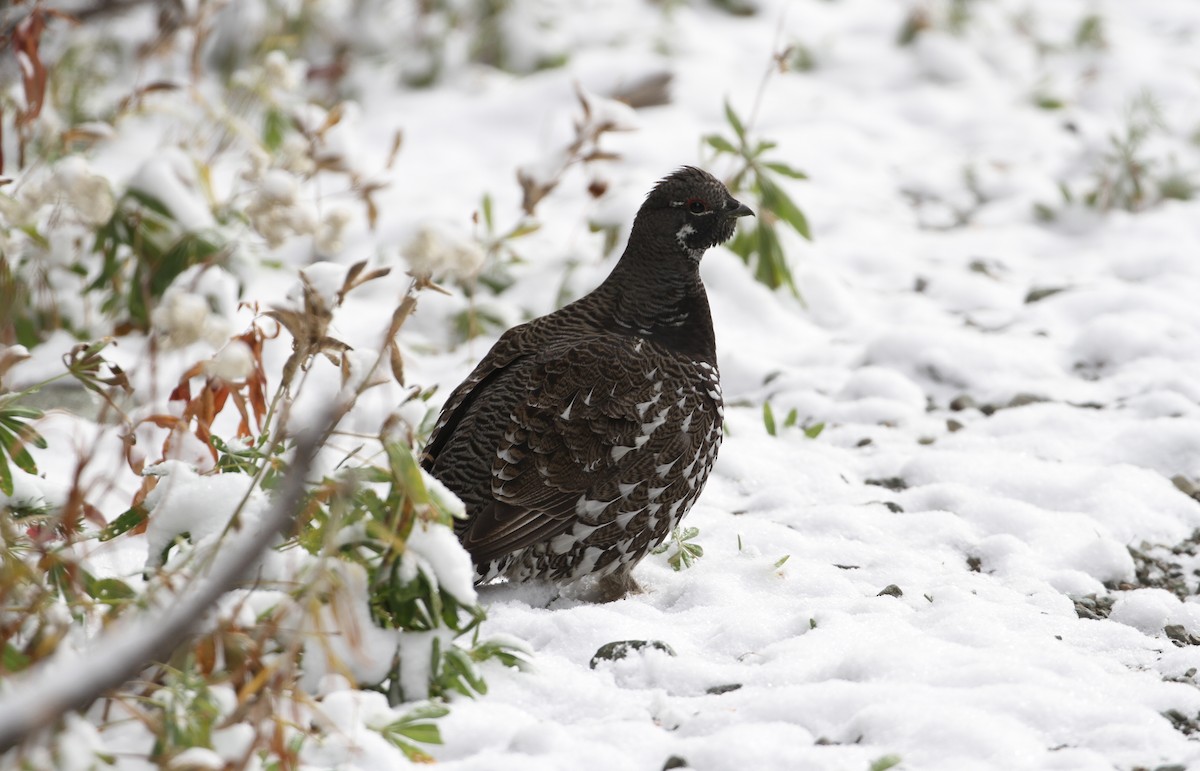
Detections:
[727, 200, 754, 218]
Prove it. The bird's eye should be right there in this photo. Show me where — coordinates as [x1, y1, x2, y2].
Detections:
[687, 198, 707, 214]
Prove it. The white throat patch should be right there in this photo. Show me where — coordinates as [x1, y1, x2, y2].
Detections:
[676, 222, 695, 249]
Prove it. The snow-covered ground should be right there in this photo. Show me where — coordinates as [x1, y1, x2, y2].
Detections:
[8, 0, 1200, 769]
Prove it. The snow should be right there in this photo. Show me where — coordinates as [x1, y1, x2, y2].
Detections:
[6, 0, 1200, 768]
[127, 147, 217, 232]
[142, 460, 266, 570]
[405, 518, 479, 606]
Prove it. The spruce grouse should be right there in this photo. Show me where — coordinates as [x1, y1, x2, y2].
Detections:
[422, 167, 752, 600]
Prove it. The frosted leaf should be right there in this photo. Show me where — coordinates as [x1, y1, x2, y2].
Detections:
[406, 518, 476, 606]
[142, 461, 264, 570]
[421, 469, 467, 520]
[299, 561, 401, 692]
[396, 629, 456, 701]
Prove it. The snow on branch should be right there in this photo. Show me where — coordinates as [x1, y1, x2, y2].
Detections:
[0, 417, 328, 753]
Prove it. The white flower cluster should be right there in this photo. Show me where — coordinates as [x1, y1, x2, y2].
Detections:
[231, 49, 304, 97]
[0, 155, 115, 229]
[240, 164, 352, 253]
[151, 266, 240, 349]
[403, 222, 486, 282]
[235, 51, 355, 255]
[152, 291, 231, 349]
[243, 168, 315, 248]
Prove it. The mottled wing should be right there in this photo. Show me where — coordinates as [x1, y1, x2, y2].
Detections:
[422, 325, 531, 473]
[460, 335, 722, 571]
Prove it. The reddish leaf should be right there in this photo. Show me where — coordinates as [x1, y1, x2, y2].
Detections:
[168, 380, 192, 403]
[228, 390, 253, 439]
[143, 414, 182, 430]
[12, 11, 48, 128]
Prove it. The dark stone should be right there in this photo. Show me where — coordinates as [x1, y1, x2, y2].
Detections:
[590, 639, 677, 669]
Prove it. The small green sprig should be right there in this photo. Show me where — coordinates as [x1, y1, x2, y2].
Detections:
[705, 100, 811, 297]
[652, 525, 705, 571]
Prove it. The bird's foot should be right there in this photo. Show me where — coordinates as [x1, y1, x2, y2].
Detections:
[590, 568, 643, 603]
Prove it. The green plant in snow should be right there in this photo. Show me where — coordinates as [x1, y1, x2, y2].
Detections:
[0, 399, 46, 497]
[300, 437, 527, 703]
[897, 0, 979, 44]
[762, 401, 824, 439]
[92, 190, 229, 331]
[148, 665, 227, 764]
[0, 266, 527, 763]
[1074, 13, 1107, 50]
[1037, 93, 1195, 220]
[452, 192, 542, 342]
[870, 755, 904, 771]
[704, 100, 811, 297]
[652, 525, 705, 571]
[374, 702, 451, 763]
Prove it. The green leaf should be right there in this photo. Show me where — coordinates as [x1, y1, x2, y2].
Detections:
[503, 221, 540, 240]
[377, 701, 451, 761]
[0, 404, 44, 421]
[754, 222, 789, 290]
[759, 175, 812, 240]
[3, 643, 30, 673]
[803, 422, 825, 439]
[99, 505, 148, 541]
[0, 424, 44, 475]
[397, 703, 451, 723]
[724, 100, 746, 143]
[263, 108, 289, 152]
[0, 451, 12, 496]
[481, 193, 494, 231]
[869, 755, 903, 771]
[387, 441, 430, 504]
[678, 526, 700, 541]
[763, 161, 809, 180]
[85, 575, 136, 603]
[762, 402, 777, 436]
[750, 139, 777, 157]
[783, 408, 799, 428]
[704, 134, 738, 155]
[774, 554, 790, 568]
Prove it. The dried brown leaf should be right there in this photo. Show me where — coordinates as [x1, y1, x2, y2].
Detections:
[386, 129, 404, 169]
[389, 342, 405, 386]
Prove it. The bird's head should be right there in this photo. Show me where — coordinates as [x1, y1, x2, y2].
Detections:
[635, 166, 754, 259]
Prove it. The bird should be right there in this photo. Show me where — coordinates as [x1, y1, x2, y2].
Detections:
[421, 166, 752, 601]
